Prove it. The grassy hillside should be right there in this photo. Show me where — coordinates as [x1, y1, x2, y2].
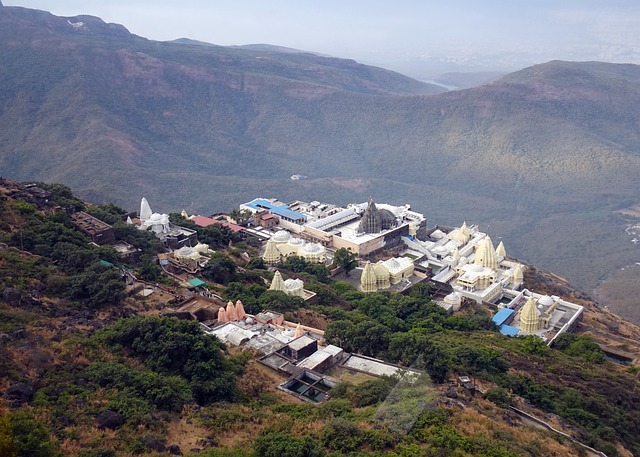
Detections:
[1, 6, 640, 314]
[1, 181, 640, 457]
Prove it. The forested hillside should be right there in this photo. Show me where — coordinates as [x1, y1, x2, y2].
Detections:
[1, 180, 640, 456]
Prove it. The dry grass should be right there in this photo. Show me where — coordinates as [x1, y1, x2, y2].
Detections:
[164, 413, 212, 453]
[236, 359, 288, 398]
[327, 367, 377, 384]
[451, 404, 583, 456]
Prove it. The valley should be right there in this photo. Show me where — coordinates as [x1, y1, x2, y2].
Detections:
[0, 5, 639, 321]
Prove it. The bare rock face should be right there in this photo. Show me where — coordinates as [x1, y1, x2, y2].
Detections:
[142, 434, 166, 452]
[3, 287, 22, 306]
[96, 410, 126, 429]
[6, 382, 34, 403]
[27, 349, 54, 376]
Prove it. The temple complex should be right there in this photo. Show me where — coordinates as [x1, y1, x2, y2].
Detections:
[359, 257, 415, 292]
[137, 197, 197, 249]
[404, 222, 524, 304]
[269, 270, 316, 301]
[262, 230, 326, 265]
[242, 196, 426, 257]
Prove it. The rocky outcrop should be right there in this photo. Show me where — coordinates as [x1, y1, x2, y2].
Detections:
[5, 382, 34, 403]
[96, 410, 126, 429]
[142, 435, 166, 452]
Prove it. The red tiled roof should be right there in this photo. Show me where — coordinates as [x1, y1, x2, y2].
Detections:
[220, 221, 245, 233]
[192, 215, 245, 233]
[192, 215, 217, 227]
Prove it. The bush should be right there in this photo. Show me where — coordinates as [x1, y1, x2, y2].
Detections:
[320, 418, 364, 452]
[95, 317, 240, 404]
[0, 413, 16, 457]
[78, 449, 116, 457]
[254, 431, 324, 457]
[553, 334, 604, 363]
[351, 378, 394, 407]
[484, 387, 512, 408]
[9, 410, 57, 457]
[86, 361, 193, 412]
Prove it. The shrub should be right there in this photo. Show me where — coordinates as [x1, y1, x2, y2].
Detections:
[95, 317, 239, 404]
[320, 418, 364, 452]
[9, 410, 57, 457]
[254, 431, 324, 457]
[484, 387, 512, 408]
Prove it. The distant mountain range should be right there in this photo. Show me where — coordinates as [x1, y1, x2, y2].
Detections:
[1, 4, 640, 309]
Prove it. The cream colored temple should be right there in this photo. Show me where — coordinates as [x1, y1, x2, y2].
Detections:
[242, 196, 583, 343]
[403, 221, 524, 304]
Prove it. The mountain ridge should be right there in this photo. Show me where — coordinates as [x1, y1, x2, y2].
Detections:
[1, 5, 640, 313]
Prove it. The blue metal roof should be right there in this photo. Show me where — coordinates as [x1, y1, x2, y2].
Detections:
[492, 308, 515, 326]
[244, 199, 306, 222]
[499, 325, 520, 337]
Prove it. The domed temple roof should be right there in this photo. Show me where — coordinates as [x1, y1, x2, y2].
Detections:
[300, 242, 323, 254]
[272, 230, 291, 243]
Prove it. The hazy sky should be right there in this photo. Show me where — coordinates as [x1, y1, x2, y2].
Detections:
[5, 1, 640, 76]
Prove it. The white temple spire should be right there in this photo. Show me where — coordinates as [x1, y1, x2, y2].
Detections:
[140, 197, 152, 222]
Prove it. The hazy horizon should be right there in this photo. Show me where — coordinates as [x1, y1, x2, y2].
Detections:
[4, 1, 640, 77]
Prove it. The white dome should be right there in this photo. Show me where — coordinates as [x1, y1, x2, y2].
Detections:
[538, 296, 554, 306]
[300, 242, 323, 254]
[444, 292, 462, 305]
[150, 213, 162, 222]
[272, 230, 291, 243]
[469, 264, 484, 272]
[433, 246, 448, 255]
[176, 246, 195, 257]
[287, 237, 304, 246]
[285, 278, 304, 290]
[431, 229, 445, 239]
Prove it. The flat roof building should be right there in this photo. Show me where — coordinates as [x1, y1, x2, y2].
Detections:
[70, 211, 116, 245]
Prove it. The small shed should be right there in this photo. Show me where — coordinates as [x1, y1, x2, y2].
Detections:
[499, 324, 520, 337]
[492, 308, 515, 326]
[278, 335, 317, 361]
[187, 278, 207, 288]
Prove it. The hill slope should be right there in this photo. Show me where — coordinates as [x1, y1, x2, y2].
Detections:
[1, 180, 640, 457]
[1, 6, 640, 309]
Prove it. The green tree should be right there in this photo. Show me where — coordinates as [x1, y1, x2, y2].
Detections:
[484, 387, 512, 408]
[9, 410, 57, 457]
[85, 203, 126, 225]
[112, 223, 164, 256]
[520, 335, 549, 356]
[138, 254, 162, 281]
[51, 242, 98, 275]
[0, 413, 16, 457]
[258, 290, 304, 313]
[228, 209, 253, 227]
[95, 317, 239, 404]
[68, 263, 126, 308]
[333, 247, 358, 276]
[320, 418, 363, 453]
[246, 257, 266, 270]
[553, 334, 604, 363]
[86, 361, 192, 412]
[278, 255, 309, 273]
[202, 253, 237, 285]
